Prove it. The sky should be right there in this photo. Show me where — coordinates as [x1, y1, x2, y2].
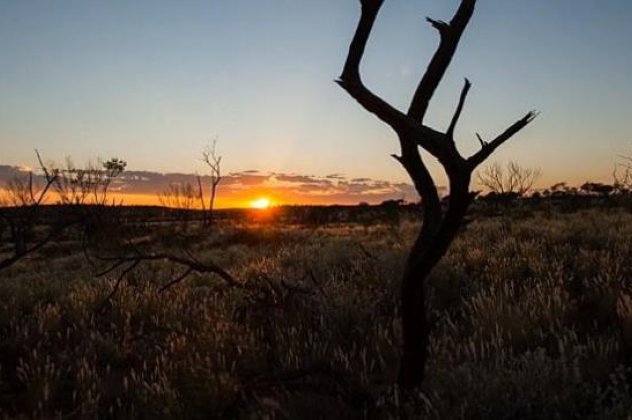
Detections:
[1, 0, 632, 207]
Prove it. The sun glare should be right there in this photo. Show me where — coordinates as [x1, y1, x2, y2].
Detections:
[251, 197, 271, 209]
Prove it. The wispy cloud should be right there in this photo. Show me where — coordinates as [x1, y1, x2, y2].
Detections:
[0, 164, 422, 207]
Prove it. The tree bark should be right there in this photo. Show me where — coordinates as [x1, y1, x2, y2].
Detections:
[398, 245, 433, 389]
[398, 172, 472, 389]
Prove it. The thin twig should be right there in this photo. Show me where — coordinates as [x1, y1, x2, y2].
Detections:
[97, 260, 140, 312]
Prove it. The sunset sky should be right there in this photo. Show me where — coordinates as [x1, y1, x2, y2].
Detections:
[1, 1, 632, 207]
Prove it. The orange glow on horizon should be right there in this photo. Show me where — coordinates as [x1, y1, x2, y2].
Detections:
[250, 197, 271, 209]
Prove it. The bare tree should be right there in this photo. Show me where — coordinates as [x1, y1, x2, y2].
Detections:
[0, 152, 127, 272]
[40, 153, 126, 206]
[1, 173, 49, 208]
[156, 142, 222, 226]
[0, 171, 56, 265]
[158, 183, 197, 211]
[338, 0, 536, 389]
[200, 140, 222, 226]
[157, 182, 199, 228]
[477, 161, 541, 196]
[614, 155, 632, 194]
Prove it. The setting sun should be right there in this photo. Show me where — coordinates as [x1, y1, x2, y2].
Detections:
[251, 197, 271, 209]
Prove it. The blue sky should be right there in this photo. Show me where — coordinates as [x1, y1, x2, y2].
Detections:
[1, 0, 631, 193]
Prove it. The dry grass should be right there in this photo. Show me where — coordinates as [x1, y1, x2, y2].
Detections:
[1, 209, 632, 418]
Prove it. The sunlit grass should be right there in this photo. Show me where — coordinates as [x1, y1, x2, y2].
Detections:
[1, 208, 632, 417]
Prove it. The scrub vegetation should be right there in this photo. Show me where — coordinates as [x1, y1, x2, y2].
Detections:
[2, 203, 632, 418]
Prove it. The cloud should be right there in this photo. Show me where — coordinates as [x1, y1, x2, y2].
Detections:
[0, 163, 423, 206]
[275, 174, 315, 183]
[0, 165, 33, 177]
[0, 165, 25, 180]
[275, 174, 332, 186]
[222, 173, 271, 187]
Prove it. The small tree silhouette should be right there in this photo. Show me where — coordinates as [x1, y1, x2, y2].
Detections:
[0, 171, 55, 259]
[477, 161, 540, 197]
[338, 0, 536, 389]
[200, 140, 222, 226]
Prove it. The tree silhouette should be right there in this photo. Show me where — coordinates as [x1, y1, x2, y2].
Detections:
[338, 0, 536, 389]
[477, 161, 541, 197]
[200, 140, 222, 226]
[580, 182, 614, 197]
[0, 153, 126, 271]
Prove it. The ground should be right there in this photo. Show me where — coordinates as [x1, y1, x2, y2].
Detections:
[1, 205, 632, 418]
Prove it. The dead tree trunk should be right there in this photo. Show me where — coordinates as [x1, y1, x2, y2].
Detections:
[338, 0, 536, 390]
[201, 141, 222, 227]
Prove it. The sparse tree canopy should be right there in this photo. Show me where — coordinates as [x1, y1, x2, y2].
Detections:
[38, 153, 127, 206]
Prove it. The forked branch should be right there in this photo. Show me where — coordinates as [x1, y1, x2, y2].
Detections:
[97, 252, 238, 290]
[447, 78, 472, 139]
[337, 0, 447, 158]
[93, 248, 239, 310]
[407, 0, 476, 121]
[468, 111, 537, 169]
